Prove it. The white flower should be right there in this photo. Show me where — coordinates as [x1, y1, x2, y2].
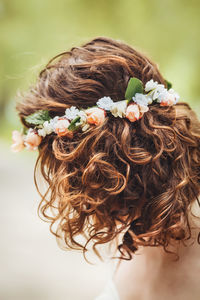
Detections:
[44, 121, 54, 134]
[110, 100, 127, 118]
[96, 97, 114, 111]
[145, 79, 166, 101]
[168, 88, 180, 103]
[82, 124, 90, 132]
[157, 89, 179, 106]
[76, 110, 87, 126]
[51, 116, 62, 131]
[65, 106, 80, 120]
[149, 85, 166, 101]
[38, 128, 46, 137]
[133, 93, 152, 106]
[52, 116, 59, 124]
[38, 120, 54, 137]
[145, 79, 159, 92]
[48, 116, 60, 130]
[157, 89, 169, 103]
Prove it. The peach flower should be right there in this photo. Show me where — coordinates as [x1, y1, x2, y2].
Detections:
[54, 118, 73, 138]
[160, 93, 176, 106]
[24, 129, 42, 151]
[138, 104, 149, 118]
[11, 130, 25, 152]
[85, 107, 106, 126]
[125, 104, 140, 122]
[158, 89, 179, 106]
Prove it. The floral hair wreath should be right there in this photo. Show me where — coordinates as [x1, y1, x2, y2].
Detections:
[11, 78, 180, 152]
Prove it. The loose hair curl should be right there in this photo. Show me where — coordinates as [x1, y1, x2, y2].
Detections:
[17, 37, 200, 260]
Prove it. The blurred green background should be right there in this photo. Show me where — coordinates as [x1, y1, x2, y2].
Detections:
[1, 0, 200, 141]
[0, 1, 200, 299]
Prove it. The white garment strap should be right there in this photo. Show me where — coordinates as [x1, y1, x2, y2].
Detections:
[94, 259, 121, 300]
[94, 279, 120, 300]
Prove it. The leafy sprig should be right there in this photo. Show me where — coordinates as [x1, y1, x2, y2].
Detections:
[125, 77, 144, 101]
[25, 110, 51, 126]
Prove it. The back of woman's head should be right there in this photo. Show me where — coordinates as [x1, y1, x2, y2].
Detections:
[17, 37, 200, 259]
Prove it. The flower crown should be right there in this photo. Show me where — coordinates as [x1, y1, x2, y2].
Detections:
[11, 78, 180, 152]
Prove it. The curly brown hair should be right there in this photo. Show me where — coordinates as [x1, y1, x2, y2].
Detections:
[17, 37, 200, 260]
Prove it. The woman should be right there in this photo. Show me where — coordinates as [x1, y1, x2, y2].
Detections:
[12, 37, 200, 300]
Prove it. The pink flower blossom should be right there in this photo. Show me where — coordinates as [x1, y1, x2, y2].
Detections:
[54, 118, 73, 138]
[24, 129, 42, 150]
[86, 107, 106, 126]
[125, 104, 140, 122]
[11, 130, 25, 152]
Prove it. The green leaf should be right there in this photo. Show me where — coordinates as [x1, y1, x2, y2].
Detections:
[68, 116, 80, 131]
[25, 110, 51, 126]
[22, 127, 28, 135]
[165, 80, 172, 90]
[125, 77, 144, 101]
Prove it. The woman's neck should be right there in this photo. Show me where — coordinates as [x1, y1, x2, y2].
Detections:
[114, 200, 200, 300]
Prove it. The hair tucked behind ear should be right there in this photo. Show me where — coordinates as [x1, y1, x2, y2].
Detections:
[16, 37, 200, 260]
